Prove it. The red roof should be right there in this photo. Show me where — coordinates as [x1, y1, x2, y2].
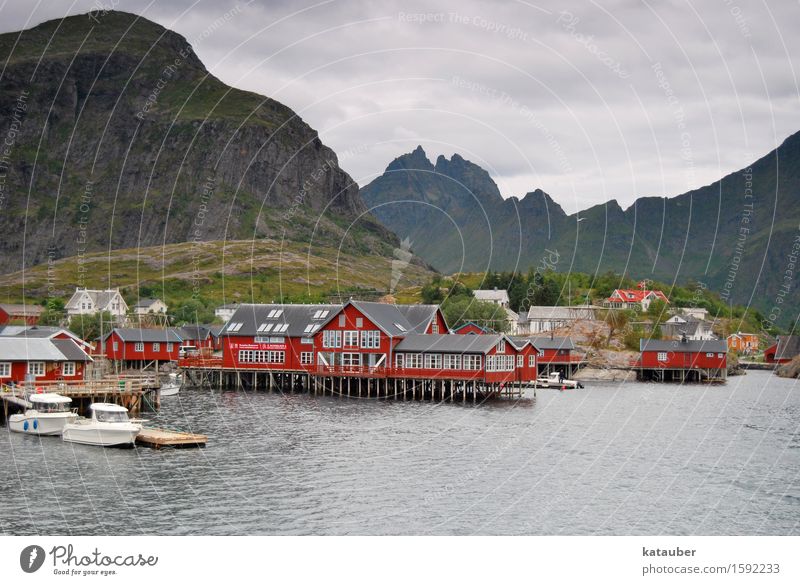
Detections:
[607, 289, 669, 304]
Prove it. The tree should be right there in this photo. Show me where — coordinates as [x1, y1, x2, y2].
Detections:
[441, 296, 509, 332]
[68, 311, 113, 342]
[38, 297, 66, 326]
[599, 308, 630, 343]
[647, 299, 668, 325]
[171, 299, 215, 325]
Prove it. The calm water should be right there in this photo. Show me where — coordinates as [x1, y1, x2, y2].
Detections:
[1, 370, 798, 535]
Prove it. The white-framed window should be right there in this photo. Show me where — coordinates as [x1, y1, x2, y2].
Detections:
[463, 355, 482, 370]
[167, 343, 174, 352]
[238, 350, 285, 363]
[62, 362, 76, 376]
[153, 342, 161, 352]
[113, 341, 119, 351]
[538, 349, 545, 357]
[300, 352, 314, 365]
[443, 354, 461, 370]
[657, 352, 668, 362]
[705, 352, 713, 357]
[356, 317, 363, 327]
[528, 355, 536, 367]
[338, 314, 346, 326]
[322, 330, 341, 348]
[424, 354, 442, 369]
[360, 330, 380, 349]
[342, 353, 361, 367]
[343, 330, 359, 347]
[395, 353, 404, 368]
[28, 362, 45, 376]
[517, 355, 523, 367]
[497, 340, 506, 353]
[717, 353, 724, 358]
[0, 362, 11, 377]
[431, 323, 439, 334]
[301, 337, 314, 345]
[405, 353, 422, 369]
[134, 342, 144, 352]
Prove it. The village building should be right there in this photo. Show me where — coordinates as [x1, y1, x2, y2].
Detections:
[636, 338, 727, 382]
[0, 303, 45, 325]
[99, 327, 182, 368]
[214, 303, 240, 323]
[452, 322, 492, 335]
[0, 337, 92, 385]
[604, 288, 669, 312]
[517, 305, 596, 335]
[727, 331, 759, 354]
[65, 288, 128, 321]
[522, 336, 581, 377]
[474, 288, 510, 308]
[764, 335, 800, 364]
[133, 298, 168, 315]
[175, 325, 218, 352]
[662, 314, 716, 340]
[3, 325, 93, 352]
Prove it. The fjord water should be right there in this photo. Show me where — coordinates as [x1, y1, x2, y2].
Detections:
[1, 370, 798, 535]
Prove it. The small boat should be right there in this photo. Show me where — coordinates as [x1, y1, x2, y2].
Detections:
[8, 392, 78, 436]
[533, 372, 584, 389]
[159, 373, 182, 397]
[62, 403, 141, 447]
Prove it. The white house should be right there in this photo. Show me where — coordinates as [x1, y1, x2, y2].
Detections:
[662, 314, 716, 340]
[214, 303, 240, 323]
[518, 305, 596, 335]
[133, 298, 168, 315]
[474, 288, 510, 309]
[65, 288, 128, 320]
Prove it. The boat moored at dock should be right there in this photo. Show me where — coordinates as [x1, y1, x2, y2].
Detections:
[62, 403, 142, 447]
[8, 393, 78, 435]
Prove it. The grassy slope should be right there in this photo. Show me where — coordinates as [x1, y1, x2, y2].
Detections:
[0, 239, 435, 307]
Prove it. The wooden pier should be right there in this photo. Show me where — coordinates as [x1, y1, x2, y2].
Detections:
[136, 427, 207, 449]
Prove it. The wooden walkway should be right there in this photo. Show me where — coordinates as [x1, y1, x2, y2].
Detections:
[136, 427, 207, 449]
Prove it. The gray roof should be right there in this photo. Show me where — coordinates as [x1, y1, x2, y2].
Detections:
[65, 288, 122, 310]
[102, 328, 182, 343]
[134, 298, 162, 308]
[346, 300, 440, 336]
[529, 336, 576, 350]
[0, 303, 44, 315]
[0, 338, 89, 361]
[525, 306, 595, 320]
[51, 339, 92, 361]
[775, 335, 800, 360]
[223, 304, 343, 338]
[176, 325, 211, 341]
[474, 289, 509, 303]
[394, 333, 504, 354]
[0, 325, 30, 336]
[640, 338, 727, 353]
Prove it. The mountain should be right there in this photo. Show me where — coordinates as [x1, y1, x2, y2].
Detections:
[361, 136, 800, 325]
[0, 11, 396, 274]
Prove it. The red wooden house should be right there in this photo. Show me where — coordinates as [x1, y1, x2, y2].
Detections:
[175, 325, 217, 352]
[637, 338, 727, 381]
[452, 322, 491, 335]
[0, 303, 44, 325]
[528, 336, 581, 377]
[0, 337, 92, 384]
[605, 289, 669, 311]
[99, 328, 182, 366]
[764, 335, 800, 364]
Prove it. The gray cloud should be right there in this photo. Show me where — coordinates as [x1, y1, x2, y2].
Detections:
[1, 0, 797, 213]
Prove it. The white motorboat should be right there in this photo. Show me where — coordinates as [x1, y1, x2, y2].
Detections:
[533, 372, 584, 389]
[61, 403, 141, 447]
[8, 393, 78, 436]
[159, 373, 182, 397]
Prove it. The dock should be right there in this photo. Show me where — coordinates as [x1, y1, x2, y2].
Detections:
[136, 427, 207, 449]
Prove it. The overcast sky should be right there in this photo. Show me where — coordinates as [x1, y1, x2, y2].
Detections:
[2, 0, 798, 213]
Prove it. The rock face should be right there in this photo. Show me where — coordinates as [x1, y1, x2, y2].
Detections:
[0, 11, 395, 273]
[361, 138, 800, 326]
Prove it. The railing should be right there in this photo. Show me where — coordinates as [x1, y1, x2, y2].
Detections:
[178, 356, 224, 369]
[315, 364, 387, 376]
[539, 353, 585, 363]
[1, 376, 158, 396]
